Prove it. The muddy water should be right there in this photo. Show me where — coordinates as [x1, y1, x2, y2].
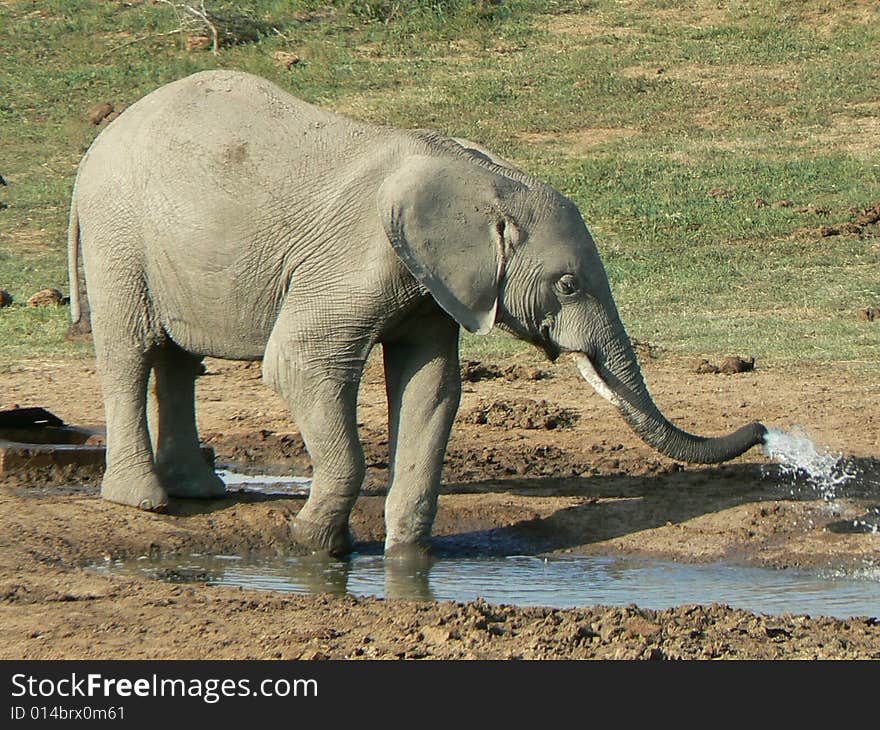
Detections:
[195, 445, 880, 619]
[93, 553, 880, 620]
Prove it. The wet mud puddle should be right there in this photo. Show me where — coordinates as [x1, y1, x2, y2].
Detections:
[93, 553, 880, 620]
[157, 433, 880, 619]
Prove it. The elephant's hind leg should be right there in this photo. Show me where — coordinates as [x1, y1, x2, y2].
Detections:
[152, 343, 225, 499]
[95, 345, 168, 512]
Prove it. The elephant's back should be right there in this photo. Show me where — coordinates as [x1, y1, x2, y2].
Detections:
[78, 70, 350, 181]
[131, 70, 341, 137]
[72, 71, 399, 361]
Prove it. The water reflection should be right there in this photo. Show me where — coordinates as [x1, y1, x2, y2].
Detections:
[98, 552, 880, 619]
[282, 553, 352, 595]
[383, 556, 435, 602]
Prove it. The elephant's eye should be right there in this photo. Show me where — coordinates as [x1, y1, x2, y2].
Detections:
[556, 274, 580, 297]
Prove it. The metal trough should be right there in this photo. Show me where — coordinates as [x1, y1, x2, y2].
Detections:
[0, 407, 212, 476]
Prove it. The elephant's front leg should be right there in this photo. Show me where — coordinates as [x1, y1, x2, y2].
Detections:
[285, 369, 366, 557]
[264, 305, 369, 557]
[382, 313, 461, 556]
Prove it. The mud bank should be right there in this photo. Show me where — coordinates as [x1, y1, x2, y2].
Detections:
[1, 352, 878, 658]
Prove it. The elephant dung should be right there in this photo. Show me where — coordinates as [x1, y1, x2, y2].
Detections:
[692, 356, 755, 375]
[465, 399, 579, 430]
[460, 360, 503, 382]
[272, 51, 300, 69]
[692, 358, 720, 375]
[855, 203, 880, 227]
[186, 35, 212, 51]
[858, 307, 880, 322]
[719, 356, 755, 374]
[502, 363, 551, 381]
[87, 102, 114, 125]
[26, 288, 65, 308]
[460, 360, 550, 382]
[0, 290, 12, 308]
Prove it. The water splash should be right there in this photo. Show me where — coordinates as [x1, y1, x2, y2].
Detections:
[762, 426, 857, 500]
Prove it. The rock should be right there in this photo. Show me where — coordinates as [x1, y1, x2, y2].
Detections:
[298, 649, 328, 660]
[87, 102, 114, 125]
[624, 616, 661, 638]
[421, 626, 453, 644]
[0, 290, 12, 308]
[719, 356, 755, 374]
[272, 51, 300, 69]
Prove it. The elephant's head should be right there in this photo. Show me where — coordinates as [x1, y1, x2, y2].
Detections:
[379, 147, 767, 464]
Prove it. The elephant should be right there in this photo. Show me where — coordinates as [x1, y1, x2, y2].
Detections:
[67, 70, 767, 557]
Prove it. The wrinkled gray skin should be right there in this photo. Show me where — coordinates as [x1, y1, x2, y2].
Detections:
[68, 70, 766, 557]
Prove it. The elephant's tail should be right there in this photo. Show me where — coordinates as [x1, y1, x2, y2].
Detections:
[67, 198, 81, 324]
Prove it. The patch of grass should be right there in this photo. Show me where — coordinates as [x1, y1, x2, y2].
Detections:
[460, 330, 531, 361]
[1, 0, 878, 369]
[0, 305, 90, 360]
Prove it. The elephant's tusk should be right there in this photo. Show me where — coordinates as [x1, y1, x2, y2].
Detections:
[572, 352, 620, 406]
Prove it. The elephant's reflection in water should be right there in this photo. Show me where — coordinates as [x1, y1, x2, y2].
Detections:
[383, 557, 435, 601]
[208, 553, 436, 602]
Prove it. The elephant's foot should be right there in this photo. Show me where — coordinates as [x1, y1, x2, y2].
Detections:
[290, 515, 352, 558]
[384, 539, 433, 564]
[384, 514, 433, 560]
[158, 460, 226, 499]
[101, 468, 169, 512]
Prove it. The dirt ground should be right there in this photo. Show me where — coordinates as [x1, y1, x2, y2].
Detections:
[1, 346, 878, 659]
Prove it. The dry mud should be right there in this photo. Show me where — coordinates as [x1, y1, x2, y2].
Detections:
[1, 349, 879, 659]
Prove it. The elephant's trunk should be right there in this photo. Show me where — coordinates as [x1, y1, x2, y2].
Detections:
[573, 338, 766, 464]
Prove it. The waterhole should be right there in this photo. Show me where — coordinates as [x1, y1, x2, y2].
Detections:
[93, 553, 880, 619]
[196, 431, 879, 618]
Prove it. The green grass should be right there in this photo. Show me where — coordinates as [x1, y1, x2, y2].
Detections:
[1, 0, 878, 365]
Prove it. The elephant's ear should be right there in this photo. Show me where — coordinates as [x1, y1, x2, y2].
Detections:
[378, 155, 520, 335]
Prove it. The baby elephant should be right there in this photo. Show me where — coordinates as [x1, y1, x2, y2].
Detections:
[68, 70, 765, 557]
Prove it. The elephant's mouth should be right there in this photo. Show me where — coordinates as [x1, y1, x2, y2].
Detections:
[571, 352, 620, 406]
[537, 324, 561, 361]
